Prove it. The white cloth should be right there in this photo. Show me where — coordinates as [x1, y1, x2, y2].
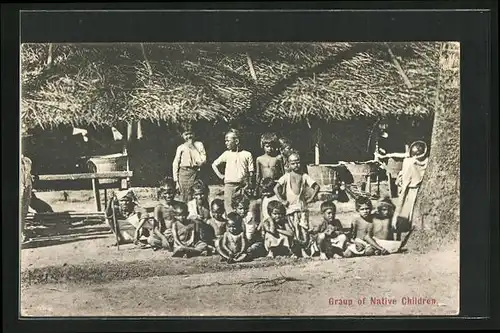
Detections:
[276, 173, 317, 215]
[213, 150, 255, 184]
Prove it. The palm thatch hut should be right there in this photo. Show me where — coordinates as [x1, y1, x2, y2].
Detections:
[21, 42, 440, 187]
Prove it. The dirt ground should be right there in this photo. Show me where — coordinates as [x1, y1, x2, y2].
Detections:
[20, 186, 460, 317]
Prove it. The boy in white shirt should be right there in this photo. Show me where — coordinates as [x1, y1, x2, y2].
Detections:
[212, 129, 255, 214]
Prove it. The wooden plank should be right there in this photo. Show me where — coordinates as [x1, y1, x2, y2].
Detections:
[38, 171, 133, 181]
[92, 178, 102, 212]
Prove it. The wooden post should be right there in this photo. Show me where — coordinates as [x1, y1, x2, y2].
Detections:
[314, 127, 321, 165]
[92, 178, 102, 212]
[365, 174, 372, 195]
[123, 123, 131, 190]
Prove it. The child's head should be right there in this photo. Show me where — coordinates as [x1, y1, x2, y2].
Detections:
[190, 180, 208, 204]
[267, 200, 286, 223]
[355, 196, 373, 219]
[226, 212, 243, 235]
[180, 124, 194, 143]
[279, 137, 292, 151]
[173, 202, 189, 224]
[260, 177, 276, 198]
[287, 150, 301, 172]
[210, 198, 225, 220]
[231, 193, 250, 217]
[116, 191, 137, 215]
[409, 140, 428, 161]
[320, 200, 337, 223]
[261, 132, 279, 155]
[158, 177, 176, 203]
[225, 129, 240, 151]
[376, 196, 395, 219]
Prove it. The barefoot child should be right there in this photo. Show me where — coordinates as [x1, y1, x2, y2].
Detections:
[256, 133, 285, 194]
[309, 200, 348, 260]
[171, 202, 213, 257]
[372, 196, 414, 254]
[261, 201, 295, 258]
[274, 151, 320, 257]
[215, 212, 248, 263]
[205, 199, 227, 244]
[232, 193, 266, 259]
[212, 129, 255, 214]
[105, 189, 152, 247]
[149, 178, 183, 251]
[344, 196, 390, 257]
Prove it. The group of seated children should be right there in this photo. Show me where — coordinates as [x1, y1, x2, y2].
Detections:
[106, 130, 412, 261]
[112, 175, 410, 262]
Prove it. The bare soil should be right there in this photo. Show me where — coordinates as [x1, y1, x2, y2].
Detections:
[20, 186, 460, 317]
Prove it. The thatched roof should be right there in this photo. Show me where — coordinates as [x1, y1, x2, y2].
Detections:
[21, 42, 443, 130]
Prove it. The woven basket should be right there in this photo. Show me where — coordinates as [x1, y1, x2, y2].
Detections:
[87, 154, 128, 185]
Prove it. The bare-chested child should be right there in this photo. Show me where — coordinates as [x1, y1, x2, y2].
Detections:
[309, 200, 348, 260]
[171, 202, 212, 258]
[149, 177, 182, 251]
[344, 196, 390, 257]
[205, 199, 227, 245]
[261, 200, 296, 258]
[215, 212, 249, 263]
[256, 133, 285, 195]
[274, 151, 320, 258]
[106, 189, 151, 247]
[372, 196, 414, 254]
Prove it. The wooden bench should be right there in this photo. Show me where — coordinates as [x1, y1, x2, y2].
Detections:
[37, 171, 133, 212]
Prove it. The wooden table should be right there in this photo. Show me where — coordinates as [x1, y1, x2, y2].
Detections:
[37, 171, 133, 212]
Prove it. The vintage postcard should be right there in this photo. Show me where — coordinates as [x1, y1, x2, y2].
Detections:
[19, 40, 460, 317]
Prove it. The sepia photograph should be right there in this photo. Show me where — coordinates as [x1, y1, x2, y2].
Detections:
[19, 41, 460, 316]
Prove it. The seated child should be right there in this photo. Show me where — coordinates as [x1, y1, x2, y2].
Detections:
[171, 202, 214, 258]
[372, 196, 414, 254]
[344, 196, 390, 257]
[105, 188, 152, 247]
[232, 193, 266, 259]
[259, 177, 280, 224]
[205, 199, 228, 244]
[261, 201, 296, 258]
[187, 180, 211, 222]
[309, 200, 348, 260]
[149, 177, 182, 251]
[215, 212, 249, 263]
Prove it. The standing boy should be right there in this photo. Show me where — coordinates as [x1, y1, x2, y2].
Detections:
[212, 129, 255, 214]
[274, 151, 320, 257]
[255, 133, 285, 195]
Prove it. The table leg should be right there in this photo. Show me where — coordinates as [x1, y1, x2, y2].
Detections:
[92, 178, 102, 212]
[104, 188, 108, 210]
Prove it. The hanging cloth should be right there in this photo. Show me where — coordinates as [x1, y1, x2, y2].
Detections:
[111, 126, 123, 141]
[137, 120, 143, 140]
[72, 127, 89, 142]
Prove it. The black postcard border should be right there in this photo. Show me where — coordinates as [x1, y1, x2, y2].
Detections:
[2, 2, 498, 331]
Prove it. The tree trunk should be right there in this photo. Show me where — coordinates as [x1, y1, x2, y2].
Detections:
[412, 42, 460, 234]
